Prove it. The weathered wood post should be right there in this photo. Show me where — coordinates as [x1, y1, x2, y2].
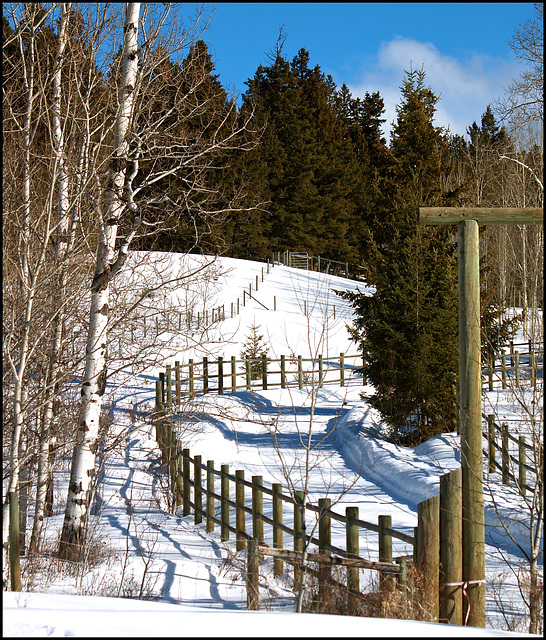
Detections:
[501, 354, 507, 389]
[293, 490, 305, 592]
[280, 355, 286, 389]
[272, 484, 283, 577]
[417, 494, 439, 622]
[518, 436, 527, 497]
[439, 468, 463, 625]
[378, 514, 393, 590]
[252, 476, 264, 544]
[165, 365, 172, 409]
[231, 356, 237, 392]
[298, 355, 303, 389]
[236, 470, 246, 551]
[206, 460, 215, 533]
[346, 506, 359, 615]
[182, 448, 191, 516]
[340, 352, 345, 387]
[487, 414, 496, 474]
[247, 538, 260, 610]
[217, 357, 224, 394]
[417, 206, 544, 627]
[203, 357, 209, 394]
[502, 423, 510, 485]
[175, 361, 181, 406]
[262, 354, 268, 390]
[318, 354, 324, 388]
[188, 359, 194, 399]
[245, 356, 251, 391]
[221, 464, 229, 541]
[316, 498, 331, 611]
[194, 455, 202, 525]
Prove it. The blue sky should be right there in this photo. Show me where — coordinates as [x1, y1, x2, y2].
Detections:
[199, 2, 535, 138]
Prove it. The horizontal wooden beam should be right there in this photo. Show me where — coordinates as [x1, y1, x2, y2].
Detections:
[418, 207, 543, 226]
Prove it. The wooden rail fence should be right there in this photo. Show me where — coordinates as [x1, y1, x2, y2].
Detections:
[483, 342, 543, 391]
[153, 414, 468, 624]
[483, 413, 540, 496]
[154, 353, 365, 406]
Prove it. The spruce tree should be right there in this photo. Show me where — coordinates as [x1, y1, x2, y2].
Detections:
[340, 69, 461, 443]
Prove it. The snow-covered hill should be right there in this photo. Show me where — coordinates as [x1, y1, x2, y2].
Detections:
[4, 253, 540, 637]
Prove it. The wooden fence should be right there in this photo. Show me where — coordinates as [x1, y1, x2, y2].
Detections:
[154, 353, 365, 406]
[483, 342, 543, 391]
[483, 414, 540, 496]
[153, 414, 468, 624]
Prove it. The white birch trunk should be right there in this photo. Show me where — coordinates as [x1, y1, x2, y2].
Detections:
[59, 2, 141, 560]
[3, 7, 38, 578]
[30, 3, 72, 553]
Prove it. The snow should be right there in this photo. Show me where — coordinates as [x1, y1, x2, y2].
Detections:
[3, 252, 541, 637]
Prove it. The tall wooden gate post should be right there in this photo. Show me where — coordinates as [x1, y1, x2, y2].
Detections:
[419, 206, 543, 628]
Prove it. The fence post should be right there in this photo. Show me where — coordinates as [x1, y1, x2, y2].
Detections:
[530, 352, 536, 388]
[515, 351, 520, 385]
[246, 356, 251, 391]
[502, 423, 509, 485]
[298, 355, 303, 390]
[316, 498, 331, 611]
[501, 354, 507, 389]
[272, 484, 283, 577]
[194, 455, 202, 525]
[206, 460, 215, 533]
[346, 506, 359, 615]
[247, 539, 260, 610]
[318, 354, 323, 388]
[252, 476, 264, 545]
[231, 356, 237, 392]
[280, 355, 286, 389]
[518, 436, 527, 497]
[417, 494, 440, 622]
[262, 354, 268, 390]
[487, 358, 493, 392]
[340, 352, 345, 387]
[236, 470, 246, 551]
[166, 365, 172, 409]
[182, 449, 191, 516]
[218, 357, 224, 394]
[439, 468, 462, 625]
[487, 415, 496, 474]
[175, 442, 184, 509]
[378, 514, 392, 589]
[203, 357, 209, 394]
[221, 464, 230, 541]
[159, 372, 165, 406]
[189, 359, 194, 399]
[293, 490, 305, 592]
[175, 361, 181, 406]
[9, 491, 21, 591]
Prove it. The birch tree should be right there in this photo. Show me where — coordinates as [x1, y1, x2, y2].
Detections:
[58, 1, 142, 560]
[57, 2, 257, 559]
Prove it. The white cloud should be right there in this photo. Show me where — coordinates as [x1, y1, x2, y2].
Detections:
[348, 36, 519, 140]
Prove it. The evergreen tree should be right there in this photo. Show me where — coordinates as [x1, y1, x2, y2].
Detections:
[340, 69, 461, 443]
[240, 48, 362, 262]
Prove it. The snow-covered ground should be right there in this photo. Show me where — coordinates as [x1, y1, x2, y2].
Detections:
[3, 253, 542, 637]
